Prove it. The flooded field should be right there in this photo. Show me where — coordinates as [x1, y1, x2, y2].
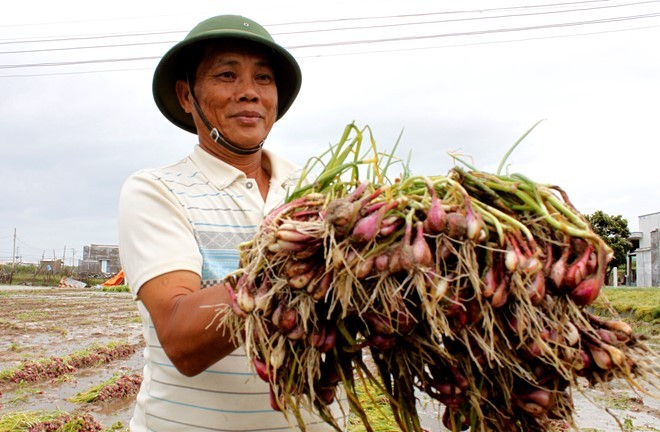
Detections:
[0, 287, 658, 431]
[0, 287, 143, 429]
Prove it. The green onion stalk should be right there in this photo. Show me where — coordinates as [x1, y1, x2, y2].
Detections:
[213, 122, 659, 432]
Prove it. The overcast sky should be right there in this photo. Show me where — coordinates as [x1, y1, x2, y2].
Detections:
[1, 0, 659, 264]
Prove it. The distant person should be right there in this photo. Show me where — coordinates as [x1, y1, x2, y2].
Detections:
[118, 14, 345, 431]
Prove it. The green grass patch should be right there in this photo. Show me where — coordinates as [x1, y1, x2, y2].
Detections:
[347, 378, 397, 431]
[101, 285, 130, 293]
[0, 269, 107, 288]
[0, 410, 101, 431]
[3, 272, 61, 287]
[592, 393, 637, 411]
[68, 373, 142, 404]
[627, 320, 659, 337]
[104, 421, 128, 431]
[69, 374, 123, 403]
[45, 325, 69, 336]
[15, 311, 49, 321]
[598, 287, 660, 322]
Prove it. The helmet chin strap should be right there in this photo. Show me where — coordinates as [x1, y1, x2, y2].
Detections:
[187, 78, 264, 156]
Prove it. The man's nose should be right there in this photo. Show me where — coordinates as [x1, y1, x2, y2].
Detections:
[236, 77, 259, 101]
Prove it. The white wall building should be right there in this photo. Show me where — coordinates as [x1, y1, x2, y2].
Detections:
[628, 212, 660, 287]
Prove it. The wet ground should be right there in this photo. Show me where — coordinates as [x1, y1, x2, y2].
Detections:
[0, 287, 144, 429]
[415, 380, 660, 431]
[0, 287, 658, 431]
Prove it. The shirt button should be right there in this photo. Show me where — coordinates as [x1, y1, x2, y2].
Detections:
[246, 182, 253, 189]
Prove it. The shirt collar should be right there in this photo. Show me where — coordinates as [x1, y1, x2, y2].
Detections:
[188, 145, 301, 193]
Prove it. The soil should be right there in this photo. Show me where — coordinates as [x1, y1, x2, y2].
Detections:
[0, 287, 144, 430]
[0, 287, 658, 431]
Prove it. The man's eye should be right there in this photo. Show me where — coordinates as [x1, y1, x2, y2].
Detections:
[217, 71, 235, 80]
[256, 74, 274, 83]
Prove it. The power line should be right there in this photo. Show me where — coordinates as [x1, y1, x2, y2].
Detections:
[1, 0, 657, 47]
[0, 0, 631, 36]
[0, 2, 658, 77]
[298, 22, 660, 58]
[275, 0, 660, 36]
[0, 56, 157, 70]
[288, 11, 660, 50]
[10, 240, 86, 263]
[0, 30, 185, 46]
[1, 10, 658, 72]
[267, 0, 632, 26]
[2, 20, 657, 78]
[0, 40, 177, 55]
[0, 66, 152, 78]
[0, 11, 195, 29]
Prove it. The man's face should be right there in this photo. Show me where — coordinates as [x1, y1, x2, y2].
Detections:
[191, 44, 278, 149]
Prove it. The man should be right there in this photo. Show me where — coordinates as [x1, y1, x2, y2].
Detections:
[118, 15, 345, 431]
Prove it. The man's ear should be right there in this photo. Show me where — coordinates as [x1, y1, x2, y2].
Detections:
[175, 80, 193, 114]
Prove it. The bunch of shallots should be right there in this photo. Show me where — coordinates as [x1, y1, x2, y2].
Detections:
[217, 123, 658, 432]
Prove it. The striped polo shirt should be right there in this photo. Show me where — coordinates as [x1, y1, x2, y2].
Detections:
[118, 145, 345, 431]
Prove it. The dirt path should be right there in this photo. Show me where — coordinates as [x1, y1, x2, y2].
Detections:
[0, 287, 658, 431]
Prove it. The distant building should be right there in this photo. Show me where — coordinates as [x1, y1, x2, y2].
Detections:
[78, 244, 121, 276]
[39, 259, 63, 273]
[628, 212, 660, 287]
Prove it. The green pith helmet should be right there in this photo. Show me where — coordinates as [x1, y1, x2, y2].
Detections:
[152, 15, 302, 134]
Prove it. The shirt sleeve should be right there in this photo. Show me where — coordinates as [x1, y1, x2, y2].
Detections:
[118, 170, 203, 298]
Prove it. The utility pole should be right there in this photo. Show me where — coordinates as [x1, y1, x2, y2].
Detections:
[9, 228, 16, 284]
[12, 228, 17, 270]
[61, 245, 67, 275]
